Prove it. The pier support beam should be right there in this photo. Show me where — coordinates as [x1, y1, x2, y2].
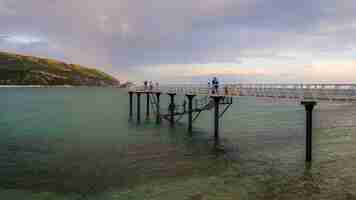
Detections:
[301, 101, 317, 162]
[146, 92, 150, 120]
[156, 93, 161, 124]
[168, 93, 176, 125]
[212, 96, 223, 146]
[136, 93, 141, 123]
[186, 94, 196, 133]
[129, 91, 133, 120]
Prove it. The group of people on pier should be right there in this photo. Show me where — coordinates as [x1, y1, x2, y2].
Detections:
[142, 77, 229, 95]
[208, 77, 220, 94]
[143, 80, 159, 91]
[208, 77, 229, 95]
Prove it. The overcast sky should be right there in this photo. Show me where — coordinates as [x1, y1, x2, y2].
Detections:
[0, 0, 356, 83]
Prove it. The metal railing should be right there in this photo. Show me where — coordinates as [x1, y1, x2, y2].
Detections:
[131, 84, 356, 102]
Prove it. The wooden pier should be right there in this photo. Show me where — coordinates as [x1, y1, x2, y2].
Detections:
[129, 90, 233, 147]
[128, 84, 356, 163]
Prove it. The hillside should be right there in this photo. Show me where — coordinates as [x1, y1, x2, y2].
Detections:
[0, 51, 119, 86]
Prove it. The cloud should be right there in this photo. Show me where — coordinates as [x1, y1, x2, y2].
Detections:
[1, 35, 43, 45]
[0, 0, 356, 82]
[0, 0, 15, 15]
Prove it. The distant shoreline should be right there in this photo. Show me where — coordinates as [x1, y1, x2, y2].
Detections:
[0, 85, 71, 88]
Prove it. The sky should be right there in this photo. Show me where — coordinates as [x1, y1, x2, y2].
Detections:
[0, 0, 356, 84]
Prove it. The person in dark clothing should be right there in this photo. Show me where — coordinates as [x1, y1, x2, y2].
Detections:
[149, 81, 153, 90]
[211, 78, 215, 94]
[144, 81, 148, 90]
[212, 77, 219, 94]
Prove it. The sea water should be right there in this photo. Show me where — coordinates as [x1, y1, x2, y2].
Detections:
[0, 88, 355, 199]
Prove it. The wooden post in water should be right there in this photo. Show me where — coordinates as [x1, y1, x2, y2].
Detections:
[146, 92, 150, 120]
[156, 93, 161, 124]
[186, 94, 196, 133]
[136, 93, 141, 123]
[212, 96, 222, 146]
[301, 101, 317, 162]
[129, 91, 133, 120]
[168, 93, 176, 125]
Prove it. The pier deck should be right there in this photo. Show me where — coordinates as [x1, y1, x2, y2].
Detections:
[132, 83, 356, 103]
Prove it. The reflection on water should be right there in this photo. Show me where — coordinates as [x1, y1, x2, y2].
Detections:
[0, 88, 355, 199]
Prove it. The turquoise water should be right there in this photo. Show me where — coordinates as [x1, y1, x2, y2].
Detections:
[0, 88, 356, 199]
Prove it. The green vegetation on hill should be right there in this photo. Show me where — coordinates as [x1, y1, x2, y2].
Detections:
[0, 51, 119, 86]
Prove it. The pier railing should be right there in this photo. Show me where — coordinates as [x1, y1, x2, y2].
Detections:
[131, 84, 356, 102]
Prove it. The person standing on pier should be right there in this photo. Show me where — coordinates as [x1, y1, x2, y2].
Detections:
[155, 82, 159, 90]
[144, 81, 148, 91]
[149, 81, 153, 91]
[211, 78, 216, 94]
[208, 80, 211, 94]
[224, 85, 229, 95]
[212, 77, 219, 94]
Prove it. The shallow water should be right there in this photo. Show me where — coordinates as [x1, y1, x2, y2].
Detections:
[0, 88, 355, 199]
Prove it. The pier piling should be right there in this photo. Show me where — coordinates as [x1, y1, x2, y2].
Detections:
[129, 91, 133, 120]
[168, 93, 176, 125]
[156, 93, 161, 124]
[301, 101, 317, 162]
[212, 96, 222, 146]
[146, 93, 150, 120]
[186, 94, 196, 133]
[136, 93, 141, 123]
